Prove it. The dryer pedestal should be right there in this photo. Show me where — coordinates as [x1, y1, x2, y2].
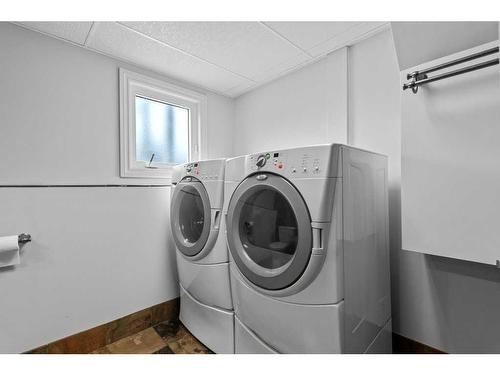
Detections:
[176, 250, 232, 309]
[179, 285, 234, 354]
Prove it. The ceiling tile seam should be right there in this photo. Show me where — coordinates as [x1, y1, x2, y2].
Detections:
[302, 22, 364, 53]
[342, 22, 391, 47]
[84, 22, 96, 46]
[11, 22, 87, 47]
[115, 22, 257, 84]
[306, 22, 390, 55]
[259, 22, 314, 58]
[10, 23, 234, 98]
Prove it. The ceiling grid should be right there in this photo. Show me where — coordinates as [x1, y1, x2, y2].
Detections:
[14, 21, 389, 97]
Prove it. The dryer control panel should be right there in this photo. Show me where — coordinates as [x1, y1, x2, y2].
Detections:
[246, 144, 341, 179]
[172, 159, 225, 183]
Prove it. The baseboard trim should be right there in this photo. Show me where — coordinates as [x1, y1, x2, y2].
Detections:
[24, 298, 180, 354]
[25, 305, 446, 354]
[392, 333, 446, 354]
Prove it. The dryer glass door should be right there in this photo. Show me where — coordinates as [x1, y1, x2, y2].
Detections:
[227, 173, 312, 290]
[171, 178, 211, 257]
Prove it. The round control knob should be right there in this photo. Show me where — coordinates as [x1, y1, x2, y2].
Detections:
[186, 165, 192, 172]
[256, 154, 267, 168]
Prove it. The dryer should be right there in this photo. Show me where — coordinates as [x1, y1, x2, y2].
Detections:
[223, 144, 392, 353]
[170, 159, 233, 353]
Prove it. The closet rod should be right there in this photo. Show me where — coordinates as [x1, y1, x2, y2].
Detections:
[403, 46, 499, 93]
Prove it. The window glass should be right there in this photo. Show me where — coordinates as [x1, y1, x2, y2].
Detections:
[135, 96, 189, 165]
[239, 188, 298, 269]
[178, 185, 205, 244]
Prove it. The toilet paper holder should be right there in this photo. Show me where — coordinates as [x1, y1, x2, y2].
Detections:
[18, 233, 31, 244]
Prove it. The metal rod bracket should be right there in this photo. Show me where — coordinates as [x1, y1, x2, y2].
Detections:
[18, 233, 31, 244]
[404, 72, 428, 93]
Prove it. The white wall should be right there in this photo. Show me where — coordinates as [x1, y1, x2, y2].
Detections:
[0, 23, 234, 353]
[234, 50, 347, 154]
[234, 28, 500, 353]
[206, 94, 235, 159]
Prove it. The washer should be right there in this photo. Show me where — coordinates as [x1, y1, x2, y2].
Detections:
[170, 159, 233, 353]
[224, 144, 392, 353]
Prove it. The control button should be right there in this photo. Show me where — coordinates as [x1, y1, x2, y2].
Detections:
[256, 154, 267, 168]
[186, 165, 192, 173]
[315, 166, 319, 171]
[292, 168, 296, 173]
[303, 167, 307, 172]
[278, 163, 283, 169]
[265, 153, 271, 159]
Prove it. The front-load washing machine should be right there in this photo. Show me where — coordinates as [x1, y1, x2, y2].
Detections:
[223, 144, 392, 353]
[170, 159, 234, 353]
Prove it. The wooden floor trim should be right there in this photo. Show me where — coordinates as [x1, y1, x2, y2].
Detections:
[392, 333, 446, 354]
[24, 298, 180, 354]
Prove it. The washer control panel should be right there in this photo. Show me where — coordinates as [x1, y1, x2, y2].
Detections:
[247, 145, 337, 178]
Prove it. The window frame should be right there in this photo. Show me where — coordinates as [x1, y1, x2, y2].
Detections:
[119, 68, 207, 179]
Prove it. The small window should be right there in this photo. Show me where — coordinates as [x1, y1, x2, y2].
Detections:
[120, 69, 207, 179]
[135, 96, 189, 165]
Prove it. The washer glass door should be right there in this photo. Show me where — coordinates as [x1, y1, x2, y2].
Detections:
[227, 173, 312, 290]
[171, 178, 211, 257]
[240, 188, 298, 269]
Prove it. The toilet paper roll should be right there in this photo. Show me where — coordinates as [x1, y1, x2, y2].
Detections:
[0, 235, 20, 268]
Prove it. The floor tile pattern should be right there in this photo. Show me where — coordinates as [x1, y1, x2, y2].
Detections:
[92, 319, 212, 354]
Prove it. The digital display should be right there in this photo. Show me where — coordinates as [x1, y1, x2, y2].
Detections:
[274, 153, 279, 157]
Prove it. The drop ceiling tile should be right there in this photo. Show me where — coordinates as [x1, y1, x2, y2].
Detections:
[307, 22, 390, 57]
[263, 22, 359, 51]
[86, 22, 252, 94]
[121, 22, 305, 80]
[15, 22, 93, 45]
